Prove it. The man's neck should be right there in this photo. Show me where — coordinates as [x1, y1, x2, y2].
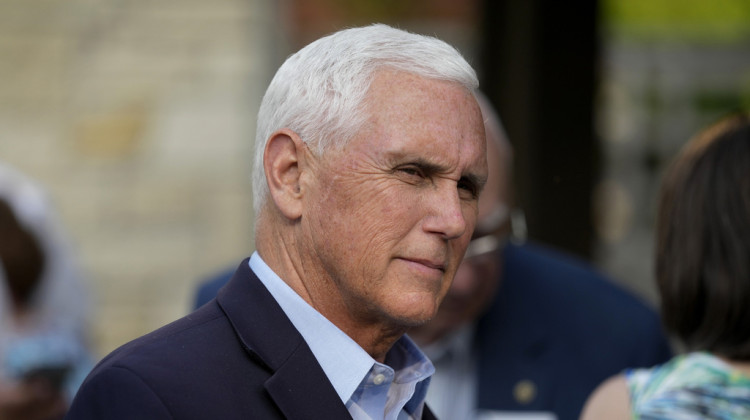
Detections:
[256, 227, 405, 363]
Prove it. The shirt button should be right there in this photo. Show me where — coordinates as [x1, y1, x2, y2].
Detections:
[373, 374, 386, 385]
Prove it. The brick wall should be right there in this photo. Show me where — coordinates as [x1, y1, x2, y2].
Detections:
[0, 0, 281, 356]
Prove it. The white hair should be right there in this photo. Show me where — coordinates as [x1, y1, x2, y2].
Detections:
[252, 23, 478, 214]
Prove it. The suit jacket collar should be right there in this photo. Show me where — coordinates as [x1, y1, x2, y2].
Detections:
[216, 259, 352, 419]
[423, 405, 438, 420]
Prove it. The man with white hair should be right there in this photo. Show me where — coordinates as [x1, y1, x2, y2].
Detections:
[67, 24, 488, 419]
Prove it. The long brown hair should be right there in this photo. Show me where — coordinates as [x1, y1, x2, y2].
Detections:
[656, 112, 750, 359]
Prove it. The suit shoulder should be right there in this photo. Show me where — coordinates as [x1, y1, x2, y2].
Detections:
[490, 242, 672, 375]
[93, 303, 232, 374]
[67, 363, 174, 418]
[503, 242, 651, 312]
[500, 242, 670, 351]
[504, 241, 610, 284]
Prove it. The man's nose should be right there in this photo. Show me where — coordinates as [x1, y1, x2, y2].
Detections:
[422, 184, 468, 240]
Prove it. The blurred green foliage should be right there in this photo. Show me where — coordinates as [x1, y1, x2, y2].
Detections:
[693, 90, 745, 113]
[603, 0, 750, 42]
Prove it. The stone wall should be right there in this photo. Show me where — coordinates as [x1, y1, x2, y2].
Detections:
[0, 0, 282, 356]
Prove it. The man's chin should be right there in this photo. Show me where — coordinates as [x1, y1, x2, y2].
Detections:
[399, 315, 432, 328]
[383, 304, 441, 330]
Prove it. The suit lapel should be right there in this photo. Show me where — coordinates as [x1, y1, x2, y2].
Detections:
[423, 404, 438, 420]
[265, 342, 352, 419]
[217, 260, 351, 419]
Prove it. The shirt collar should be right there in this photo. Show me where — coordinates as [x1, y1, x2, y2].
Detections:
[388, 334, 436, 384]
[388, 334, 435, 414]
[249, 252, 374, 404]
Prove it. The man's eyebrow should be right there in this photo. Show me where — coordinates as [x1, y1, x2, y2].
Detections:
[462, 173, 487, 192]
[396, 157, 487, 187]
[402, 157, 449, 174]
[468, 173, 487, 191]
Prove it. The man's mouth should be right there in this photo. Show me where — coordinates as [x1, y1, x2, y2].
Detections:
[401, 257, 446, 272]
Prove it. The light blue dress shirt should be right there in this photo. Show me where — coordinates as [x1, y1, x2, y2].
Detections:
[249, 252, 434, 420]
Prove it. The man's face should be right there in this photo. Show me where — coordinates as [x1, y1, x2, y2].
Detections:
[301, 70, 487, 331]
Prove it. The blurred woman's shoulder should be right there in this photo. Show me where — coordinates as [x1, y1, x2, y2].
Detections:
[626, 352, 750, 419]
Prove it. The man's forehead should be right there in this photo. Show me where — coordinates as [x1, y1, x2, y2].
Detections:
[363, 72, 482, 129]
[367, 69, 474, 103]
[345, 68, 486, 168]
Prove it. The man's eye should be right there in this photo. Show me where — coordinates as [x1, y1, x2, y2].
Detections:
[458, 178, 478, 198]
[398, 166, 425, 178]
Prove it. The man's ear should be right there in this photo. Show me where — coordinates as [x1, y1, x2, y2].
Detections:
[263, 129, 306, 220]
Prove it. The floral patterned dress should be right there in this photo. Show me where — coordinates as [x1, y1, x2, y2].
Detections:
[626, 352, 750, 419]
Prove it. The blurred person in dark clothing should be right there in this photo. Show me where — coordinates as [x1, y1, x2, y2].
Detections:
[0, 164, 93, 420]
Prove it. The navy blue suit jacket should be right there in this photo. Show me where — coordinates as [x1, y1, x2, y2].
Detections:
[67, 261, 437, 419]
[473, 242, 671, 420]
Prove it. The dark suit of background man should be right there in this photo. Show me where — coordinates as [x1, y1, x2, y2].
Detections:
[66, 23, 489, 419]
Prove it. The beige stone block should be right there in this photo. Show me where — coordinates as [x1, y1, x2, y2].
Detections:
[72, 111, 147, 159]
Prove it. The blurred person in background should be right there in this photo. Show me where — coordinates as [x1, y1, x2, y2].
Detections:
[0, 163, 94, 420]
[581, 112, 750, 419]
[193, 93, 673, 420]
